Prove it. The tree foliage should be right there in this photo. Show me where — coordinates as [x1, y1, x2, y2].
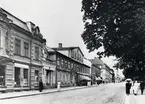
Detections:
[81, 0, 145, 79]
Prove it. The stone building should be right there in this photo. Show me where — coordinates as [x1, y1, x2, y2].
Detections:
[0, 8, 55, 92]
[41, 46, 56, 88]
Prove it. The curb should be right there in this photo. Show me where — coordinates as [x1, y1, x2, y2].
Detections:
[0, 85, 98, 100]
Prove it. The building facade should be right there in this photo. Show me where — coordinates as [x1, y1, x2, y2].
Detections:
[0, 8, 55, 92]
[89, 57, 114, 83]
[49, 43, 91, 87]
[41, 46, 56, 88]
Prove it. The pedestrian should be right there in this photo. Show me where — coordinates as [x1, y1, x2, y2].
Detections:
[133, 81, 140, 95]
[125, 80, 132, 95]
[140, 81, 145, 95]
[39, 78, 44, 92]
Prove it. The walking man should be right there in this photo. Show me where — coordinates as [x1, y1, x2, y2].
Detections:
[140, 81, 145, 95]
[126, 80, 132, 95]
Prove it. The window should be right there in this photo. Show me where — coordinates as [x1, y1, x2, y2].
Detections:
[77, 54, 79, 60]
[24, 42, 29, 57]
[71, 63, 73, 69]
[57, 58, 60, 66]
[68, 62, 71, 69]
[35, 46, 39, 60]
[23, 69, 28, 86]
[74, 53, 76, 59]
[0, 65, 5, 87]
[72, 51, 74, 58]
[61, 59, 64, 68]
[5, 32, 8, 50]
[35, 70, 39, 83]
[15, 67, 20, 86]
[15, 38, 21, 55]
[64, 60, 68, 68]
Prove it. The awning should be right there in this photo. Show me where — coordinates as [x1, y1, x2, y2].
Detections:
[79, 75, 91, 81]
[43, 64, 55, 71]
[0, 54, 12, 64]
[96, 77, 102, 81]
[43, 66, 55, 71]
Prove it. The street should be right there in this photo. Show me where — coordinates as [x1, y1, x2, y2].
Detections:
[125, 88, 145, 104]
[0, 83, 125, 104]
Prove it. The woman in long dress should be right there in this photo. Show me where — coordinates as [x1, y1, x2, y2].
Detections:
[133, 81, 140, 95]
[39, 78, 44, 92]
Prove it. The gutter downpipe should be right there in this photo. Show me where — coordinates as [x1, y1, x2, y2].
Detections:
[29, 32, 34, 90]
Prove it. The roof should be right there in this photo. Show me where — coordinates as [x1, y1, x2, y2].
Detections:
[89, 57, 104, 66]
[52, 47, 84, 56]
[48, 49, 90, 68]
[45, 46, 55, 52]
[89, 57, 114, 74]
[1, 8, 30, 32]
[104, 64, 114, 74]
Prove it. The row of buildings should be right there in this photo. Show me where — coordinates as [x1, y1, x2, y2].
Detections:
[0, 8, 114, 92]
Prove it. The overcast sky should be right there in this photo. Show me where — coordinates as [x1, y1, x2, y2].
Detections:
[0, 0, 118, 70]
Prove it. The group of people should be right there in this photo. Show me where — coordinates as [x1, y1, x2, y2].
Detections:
[126, 80, 145, 95]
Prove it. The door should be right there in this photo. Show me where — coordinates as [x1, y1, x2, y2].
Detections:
[46, 70, 51, 86]
[0, 65, 5, 87]
[15, 67, 20, 87]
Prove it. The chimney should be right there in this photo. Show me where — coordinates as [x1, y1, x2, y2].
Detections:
[58, 43, 62, 48]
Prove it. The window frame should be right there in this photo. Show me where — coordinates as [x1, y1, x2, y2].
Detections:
[15, 38, 21, 55]
[24, 41, 29, 57]
[35, 46, 39, 60]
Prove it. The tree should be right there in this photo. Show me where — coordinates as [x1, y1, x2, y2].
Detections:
[81, 0, 145, 79]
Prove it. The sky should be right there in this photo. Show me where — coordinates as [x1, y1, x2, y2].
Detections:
[0, 0, 120, 71]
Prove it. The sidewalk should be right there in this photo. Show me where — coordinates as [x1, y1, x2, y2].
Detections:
[0, 84, 99, 100]
[124, 90, 145, 104]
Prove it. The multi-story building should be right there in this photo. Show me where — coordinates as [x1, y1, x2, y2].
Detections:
[89, 57, 114, 83]
[89, 59, 102, 84]
[102, 64, 114, 83]
[41, 46, 56, 88]
[48, 43, 91, 87]
[0, 8, 55, 92]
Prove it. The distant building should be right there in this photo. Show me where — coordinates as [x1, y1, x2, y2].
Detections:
[89, 57, 114, 83]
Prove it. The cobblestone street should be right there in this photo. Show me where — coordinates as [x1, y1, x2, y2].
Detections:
[0, 83, 125, 104]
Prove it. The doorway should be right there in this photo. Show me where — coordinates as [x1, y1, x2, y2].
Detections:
[14, 67, 20, 87]
[46, 70, 51, 86]
[0, 65, 5, 87]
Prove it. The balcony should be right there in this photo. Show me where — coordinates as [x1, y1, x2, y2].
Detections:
[0, 47, 11, 64]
